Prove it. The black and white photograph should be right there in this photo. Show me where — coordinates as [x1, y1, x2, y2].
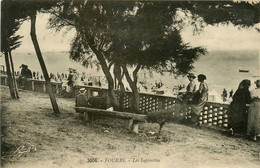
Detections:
[1, 0, 260, 168]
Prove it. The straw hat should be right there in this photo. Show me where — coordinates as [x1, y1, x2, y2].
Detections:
[187, 73, 196, 78]
[79, 88, 86, 92]
[20, 64, 27, 68]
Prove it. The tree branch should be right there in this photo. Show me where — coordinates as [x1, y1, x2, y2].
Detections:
[49, 11, 76, 28]
[122, 65, 134, 86]
[108, 62, 113, 71]
[98, 37, 106, 50]
[133, 64, 141, 85]
[119, 68, 124, 81]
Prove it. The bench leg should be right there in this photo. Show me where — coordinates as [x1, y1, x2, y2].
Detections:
[83, 112, 89, 122]
[78, 113, 83, 119]
[128, 119, 134, 131]
[132, 123, 139, 134]
[83, 112, 94, 123]
[128, 119, 139, 133]
[91, 114, 94, 123]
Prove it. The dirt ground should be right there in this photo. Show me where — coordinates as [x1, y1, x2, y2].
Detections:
[1, 86, 260, 168]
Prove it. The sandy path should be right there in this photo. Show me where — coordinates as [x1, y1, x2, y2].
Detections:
[1, 86, 259, 168]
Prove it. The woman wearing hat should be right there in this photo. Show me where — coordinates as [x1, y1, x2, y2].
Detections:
[191, 74, 209, 125]
[247, 79, 260, 141]
[175, 73, 197, 120]
[186, 73, 197, 98]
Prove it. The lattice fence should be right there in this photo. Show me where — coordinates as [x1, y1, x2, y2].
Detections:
[1, 75, 230, 129]
[199, 104, 229, 128]
[139, 94, 159, 112]
[1, 76, 62, 95]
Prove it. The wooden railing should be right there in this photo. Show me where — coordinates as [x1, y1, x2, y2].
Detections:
[74, 85, 230, 129]
[0, 75, 62, 94]
[1, 75, 230, 129]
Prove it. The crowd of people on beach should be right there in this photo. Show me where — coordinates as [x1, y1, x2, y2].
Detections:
[139, 80, 166, 92]
[221, 88, 234, 102]
[14, 64, 104, 99]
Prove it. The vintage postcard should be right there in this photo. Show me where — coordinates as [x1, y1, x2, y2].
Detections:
[1, 0, 260, 168]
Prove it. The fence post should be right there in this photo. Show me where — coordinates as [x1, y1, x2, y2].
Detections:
[5, 76, 8, 86]
[43, 82, 46, 92]
[158, 96, 164, 110]
[32, 80, 35, 91]
[87, 87, 91, 98]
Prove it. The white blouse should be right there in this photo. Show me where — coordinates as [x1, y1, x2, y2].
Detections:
[250, 88, 260, 98]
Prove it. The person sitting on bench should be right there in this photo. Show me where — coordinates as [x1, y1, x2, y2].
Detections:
[75, 88, 88, 112]
[175, 73, 197, 119]
[88, 91, 107, 109]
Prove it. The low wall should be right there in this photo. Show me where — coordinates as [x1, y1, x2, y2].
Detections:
[74, 85, 230, 129]
[1, 75, 230, 129]
[0, 75, 62, 94]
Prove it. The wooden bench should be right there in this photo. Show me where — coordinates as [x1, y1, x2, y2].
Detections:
[75, 107, 147, 133]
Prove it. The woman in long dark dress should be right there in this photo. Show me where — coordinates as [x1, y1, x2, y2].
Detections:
[228, 79, 251, 135]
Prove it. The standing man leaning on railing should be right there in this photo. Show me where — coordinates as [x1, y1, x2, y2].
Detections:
[18, 64, 32, 89]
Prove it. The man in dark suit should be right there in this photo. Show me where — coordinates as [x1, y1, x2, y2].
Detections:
[19, 64, 32, 89]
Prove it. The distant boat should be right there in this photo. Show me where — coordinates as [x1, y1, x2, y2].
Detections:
[239, 69, 249, 73]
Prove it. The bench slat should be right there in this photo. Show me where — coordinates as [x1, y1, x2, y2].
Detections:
[75, 107, 147, 122]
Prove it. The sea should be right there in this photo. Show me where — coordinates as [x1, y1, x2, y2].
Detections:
[1, 50, 259, 96]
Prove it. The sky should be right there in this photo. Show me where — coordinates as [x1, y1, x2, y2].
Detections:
[182, 24, 260, 51]
[12, 14, 76, 54]
[1, 9, 259, 98]
[11, 12, 260, 54]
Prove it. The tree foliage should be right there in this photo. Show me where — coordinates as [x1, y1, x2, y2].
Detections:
[50, 0, 259, 74]
[1, 1, 24, 53]
[48, 0, 259, 111]
[1, 0, 61, 113]
[187, 1, 259, 28]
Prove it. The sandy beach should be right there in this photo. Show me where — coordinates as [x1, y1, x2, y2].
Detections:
[1, 86, 260, 168]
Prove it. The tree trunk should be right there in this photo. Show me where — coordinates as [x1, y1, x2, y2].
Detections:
[30, 14, 60, 114]
[92, 48, 119, 110]
[122, 65, 140, 113]
[114, 72, 117, 89]
[114, 64, 125, 92]
[4, 51, 16, 99]
[78, 28, 119, 110]
[131, 86, 140, 113]
[8, 49, 19, 98]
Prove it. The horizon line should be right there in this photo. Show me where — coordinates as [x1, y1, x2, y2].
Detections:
[12, 49, 260, 54]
